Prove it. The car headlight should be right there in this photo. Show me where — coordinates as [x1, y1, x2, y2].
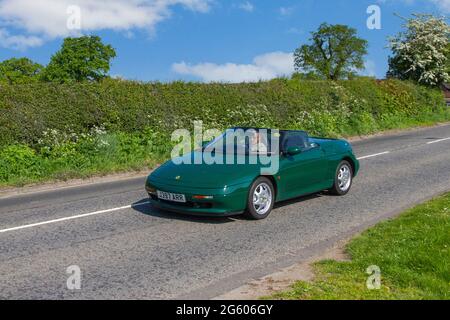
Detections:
[146, 185, 157, 195]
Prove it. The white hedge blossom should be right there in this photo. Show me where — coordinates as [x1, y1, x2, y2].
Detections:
[388, 14, 450, 86]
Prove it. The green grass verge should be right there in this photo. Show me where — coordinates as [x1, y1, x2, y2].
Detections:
[266, 193, 450, 300]
[0, 131, 169, 188]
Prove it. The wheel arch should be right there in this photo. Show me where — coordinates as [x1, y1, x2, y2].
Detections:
[251, 175, 278, 199]
[342, 157, 356, 177]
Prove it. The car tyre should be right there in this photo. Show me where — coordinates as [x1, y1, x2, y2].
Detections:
[330, 160, 353, 196]
[244, 177, 275, 220]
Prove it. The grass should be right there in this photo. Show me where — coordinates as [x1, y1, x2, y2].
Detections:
[0, 156, 162, 188]
[1, 114, 450, 189]
[0, 131, 170, 188]
[266, 193, 450, 300]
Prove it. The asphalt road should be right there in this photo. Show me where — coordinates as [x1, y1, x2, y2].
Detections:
[1, 124, 450, 299]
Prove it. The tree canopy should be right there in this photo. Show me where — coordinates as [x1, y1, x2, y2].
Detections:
[387, 14, 450, 86]
[42, 36, 116, 83]
[0, 58, 43, 84]
[294, 23, 368, 80]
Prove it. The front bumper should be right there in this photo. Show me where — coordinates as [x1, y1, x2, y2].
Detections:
[146, 179, 250, 216]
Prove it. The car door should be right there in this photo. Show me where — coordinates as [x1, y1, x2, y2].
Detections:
[278, 132, 328, 199]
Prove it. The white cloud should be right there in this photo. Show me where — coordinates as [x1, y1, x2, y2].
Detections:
[279, 6, 294, 16]
[0, 29, 44, 50]
[286, 27, 303, 35]
[237, 1, 254, 12]
[0, 0, 212, 49]
[363, 60, 377, 77]
[172, 51, 295, 83]
[376, 0, 415, 4]
[377, 0, 450, 13]
[429, 0, 450, 12]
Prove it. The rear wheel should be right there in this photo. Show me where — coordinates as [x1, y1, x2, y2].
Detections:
[244, 177, 275, 220]
[330, 161, 353, 195]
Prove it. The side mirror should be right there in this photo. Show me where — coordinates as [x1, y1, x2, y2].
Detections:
[286, 146, 302, 156]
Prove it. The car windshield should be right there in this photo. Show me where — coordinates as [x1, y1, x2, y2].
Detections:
[203, 128, 309, 155]
[204, 128, 278, 155]
[280, 131, 310, 152]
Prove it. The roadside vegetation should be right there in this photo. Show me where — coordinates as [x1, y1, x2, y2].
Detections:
[0, 14, 449, 187]
[1, 78, 449, 187]
[267, 193, 450, 300]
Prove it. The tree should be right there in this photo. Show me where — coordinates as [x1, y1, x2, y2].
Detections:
[291, 71, 325, 81]
[294, 23, 368, 80]
[0, 58, 43, 84]
[387, 14, 450, 86]
[42, 36, 116, 83]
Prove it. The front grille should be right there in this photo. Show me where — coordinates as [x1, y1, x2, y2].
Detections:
[159, 199, 195, 208]
[150, 194, 212, 209]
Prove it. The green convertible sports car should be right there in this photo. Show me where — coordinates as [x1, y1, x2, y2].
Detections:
[146, 128, 359, 220]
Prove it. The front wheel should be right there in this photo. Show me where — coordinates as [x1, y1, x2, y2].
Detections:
[244, 177, 275, 220]
[330, 161, 353, 195]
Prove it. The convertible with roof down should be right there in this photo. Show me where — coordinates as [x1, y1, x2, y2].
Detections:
[146, 128, 359, 220]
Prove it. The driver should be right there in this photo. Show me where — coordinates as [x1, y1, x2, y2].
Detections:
[250, 131, 268, 154]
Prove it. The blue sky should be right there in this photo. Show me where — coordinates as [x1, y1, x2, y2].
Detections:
[0, 0, 448, 82]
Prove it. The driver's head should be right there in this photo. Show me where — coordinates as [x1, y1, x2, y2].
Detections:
[251, 132, 260, 144]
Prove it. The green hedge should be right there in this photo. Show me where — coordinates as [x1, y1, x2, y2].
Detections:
[0, 78, 447, 147]
[0, 78, 449, 186]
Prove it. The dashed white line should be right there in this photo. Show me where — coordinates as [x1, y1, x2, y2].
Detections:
[0, 201, 150, 234]
[357, 151, 390, 160]
[0, 150, 394, 234]
[2, 136, 448, 234]
[427, 137, 450, 144]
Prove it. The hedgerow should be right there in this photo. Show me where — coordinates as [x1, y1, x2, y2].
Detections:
[0, 78, 448, 185]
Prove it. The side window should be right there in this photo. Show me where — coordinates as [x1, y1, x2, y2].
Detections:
[282, 132, 309, 151]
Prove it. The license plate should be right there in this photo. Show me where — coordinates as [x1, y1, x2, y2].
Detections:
[157, 191, 186, 203]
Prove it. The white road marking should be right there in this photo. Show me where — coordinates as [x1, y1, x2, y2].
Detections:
[2, 134, 448, 234]
[427, 137, 450, 144]
[357, 151, 390, 160]
[0, 201, 150, 234]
